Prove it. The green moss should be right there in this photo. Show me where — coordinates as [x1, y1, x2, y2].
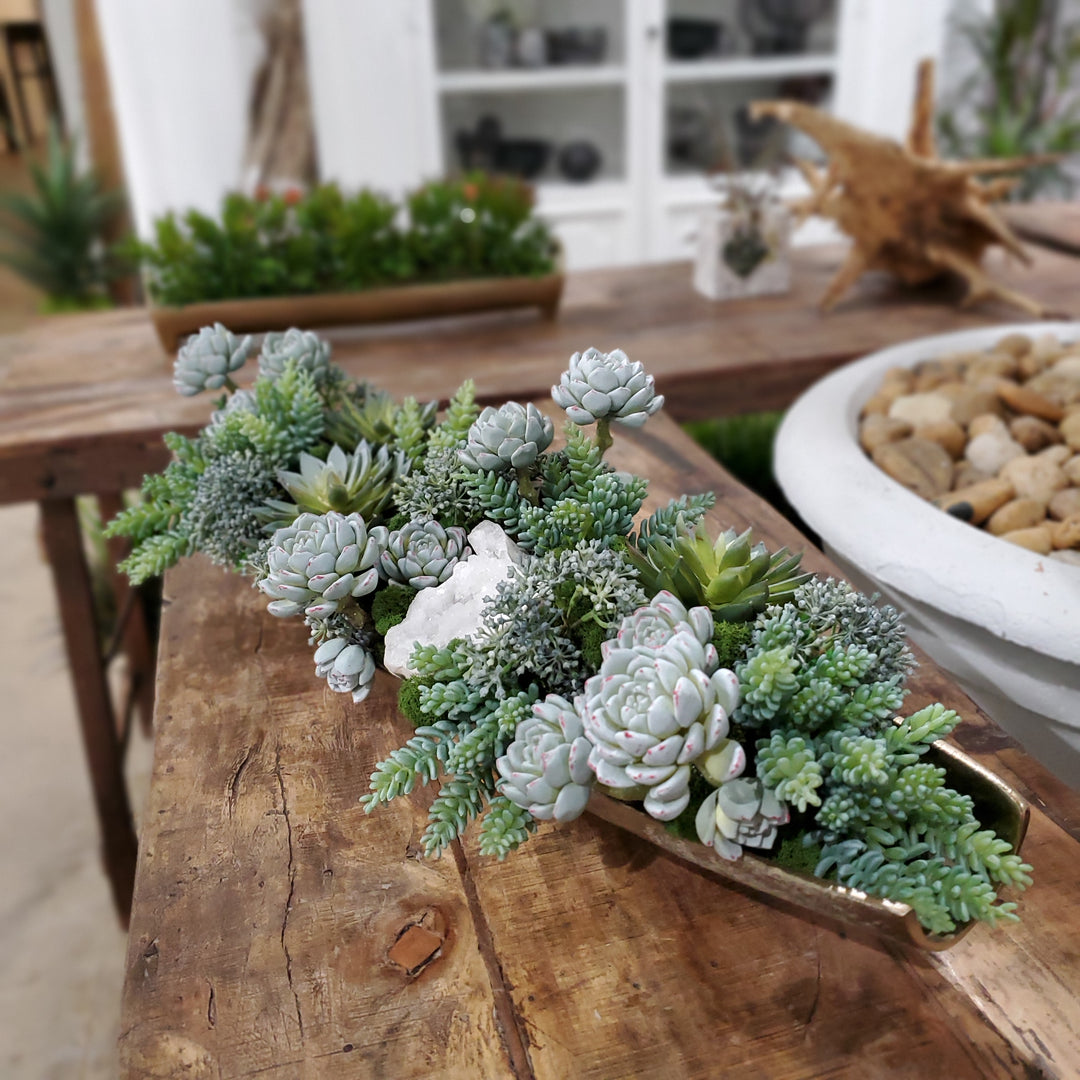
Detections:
[771, 832, 824, 877]
[712, 620, 753, 669]
[386, 512, 409, 531]
[577, 621, 608, 673]
[397, 677, 429, 726]
[372, 583, 417, 636]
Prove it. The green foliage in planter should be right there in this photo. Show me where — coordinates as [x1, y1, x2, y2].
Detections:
[131, 174, 557, 307]
[0, 126, 123, 308]
[937, 0, 1080, 200]
[684, 412, 785, 503]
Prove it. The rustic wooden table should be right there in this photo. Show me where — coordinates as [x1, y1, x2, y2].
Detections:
[118, 409, 1080, 1079]
[4, 239, 1080, 925]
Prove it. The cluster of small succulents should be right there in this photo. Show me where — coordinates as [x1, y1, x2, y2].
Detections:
[110, 330, 1031, 933]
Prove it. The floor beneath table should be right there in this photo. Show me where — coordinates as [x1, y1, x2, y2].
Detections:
[0, 502, 153, 1078]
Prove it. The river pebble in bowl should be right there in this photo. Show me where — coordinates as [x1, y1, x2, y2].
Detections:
[859, 331, 1080, 566]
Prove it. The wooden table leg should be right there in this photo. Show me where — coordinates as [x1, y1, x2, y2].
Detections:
[98, 491, 157, 736]
[39, 497, 136, 926]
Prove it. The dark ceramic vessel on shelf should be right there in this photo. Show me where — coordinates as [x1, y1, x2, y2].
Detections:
[496, 139, 551, 180]
[557, 141, 602, 182]
[667, 18, 724, 59]
[739, 0, 831, 55]
[546, 27, 607, 64]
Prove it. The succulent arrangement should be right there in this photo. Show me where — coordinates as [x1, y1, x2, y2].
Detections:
[109, 328, 1032, 936]
[128, 174, 557, 308]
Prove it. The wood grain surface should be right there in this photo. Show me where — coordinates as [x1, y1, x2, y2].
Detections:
[120, 411, 1080, 1080]
[5, 242, 1080, 504]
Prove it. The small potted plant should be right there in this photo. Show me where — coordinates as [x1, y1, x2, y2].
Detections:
[693, 173, 792, 301]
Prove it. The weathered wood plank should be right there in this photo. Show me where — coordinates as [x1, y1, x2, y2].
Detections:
[5, 243, 1080, 503]
[118, 556, 521, 1079]
[122, 412, 1080, 1078]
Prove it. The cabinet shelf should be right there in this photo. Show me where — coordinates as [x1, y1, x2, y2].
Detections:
[664, 54, 838, 84]
[438, 66, 628, 94]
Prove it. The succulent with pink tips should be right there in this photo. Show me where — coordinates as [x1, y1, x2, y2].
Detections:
[496, 694, 595, 822]
[551, 347, 664, 428]
[695, 778, 790, 860]
[581, 623, 742, 822]
[257, 510, 388, 618]
[313, 637, 377, 703]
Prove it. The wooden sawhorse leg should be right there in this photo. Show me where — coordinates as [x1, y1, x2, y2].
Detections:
[39, 497, 136, 926]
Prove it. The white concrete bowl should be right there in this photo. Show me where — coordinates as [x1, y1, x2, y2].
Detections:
[774, 322, 1080, 789]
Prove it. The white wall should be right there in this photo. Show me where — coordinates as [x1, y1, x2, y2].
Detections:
[38, 0, 86, 160]
[96, 0, 255, 236]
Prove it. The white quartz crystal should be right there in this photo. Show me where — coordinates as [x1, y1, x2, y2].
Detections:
[382, 521, 526, 677]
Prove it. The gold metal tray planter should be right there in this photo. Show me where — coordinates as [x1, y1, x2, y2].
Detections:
[149, 267, 565, 352]
[585, 737, 1029, 952]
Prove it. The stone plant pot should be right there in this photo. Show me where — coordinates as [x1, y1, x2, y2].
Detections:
[774, 323, 1080, 788]
[692, 201, 791, 301]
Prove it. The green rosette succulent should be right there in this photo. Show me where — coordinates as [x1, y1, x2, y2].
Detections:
[626, 522, 812, 622]
[695, 777, 790, 861]
[551, 347, 664, 428]
[313, 637, 377, 703]
[173, 322, 252, 396]
[258, 510, 388, 618]
[267, 440, 407, 524]
[582, 626, 743, 822]
[379, 519, 470, 589]
[496, 694, 595, 822]
[258, 327, 332, 383]
[458, 401, 554, 472]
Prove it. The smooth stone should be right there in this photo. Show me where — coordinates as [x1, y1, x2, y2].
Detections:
[949, 387, 1004, 426]
[986, 497, 1047, 536]
[882, 366, 915, 390]
[1025, 369, 1080, 407]
[872, 437, 953, 500]
[1050, 548, 1080, 567]
[999, 454, 1069, 503]
[1051, 514, 1080, 550]
[1037, 444, 1073, 467]
[1060, 412, 1080, 452]
[967, 413, 1008, 438]
[382, 521, 526, 678]
[967, 353, 1019, 381]
[913, 418, 966, 459]
[996, 379, 1066, 423]
[1010, 415, 1062, 453]
[1063, 455, 1080, 485]
[912, 364, 954, 392]
[1049, 487, 1080, 521]
[951, 461, 993, 491]
[1000, 524, 1053, 554]
[965, 430, 1027, 475]
[861, 382, 909, 416]
[859, 414, 912, 454]
[1051, 356, 1080, 380]
[936, 476, 1014, 523]
[994, 333, 1033, 359]
[888, 392, 953, 426]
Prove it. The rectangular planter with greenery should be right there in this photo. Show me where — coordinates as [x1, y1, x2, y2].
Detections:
[132, 175, 564, 351]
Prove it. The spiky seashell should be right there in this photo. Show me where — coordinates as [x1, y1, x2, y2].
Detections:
[582, 629, 741, 821]
[551, 347, 664, 427]
[496, 694, 595, 822]
[313, 637, 377, 703]
[380, 519, 471, 590]
[173, 323, 251, 396]
[695, 777, 790, 860]
[458, 402, 554, 472]
[258, 328, 332, 383]
[258, 511, 388, 618]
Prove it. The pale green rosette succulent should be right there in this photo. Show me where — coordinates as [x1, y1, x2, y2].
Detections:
[601, 589, 717, 666]
[496, 694, 595, 822]
[271, 440, 408, 521]
[695, 778, 790, 861]
[258, 511, 388, 618]
[582, 628, 742, 822]
[379, 519, 470, 589]
[173, 323, 252, 396]
[313, 637, 377, 703]
[258, 328, 332, 383]
[551, 347, 664, 428]
[458, 402, 554, 472]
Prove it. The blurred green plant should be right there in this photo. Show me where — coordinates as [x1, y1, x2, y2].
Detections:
[131, 173, 557, 307]
[0, 125, 123, 310]
[684, 412, 785, 501]
[937, 0, 1080, 200]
